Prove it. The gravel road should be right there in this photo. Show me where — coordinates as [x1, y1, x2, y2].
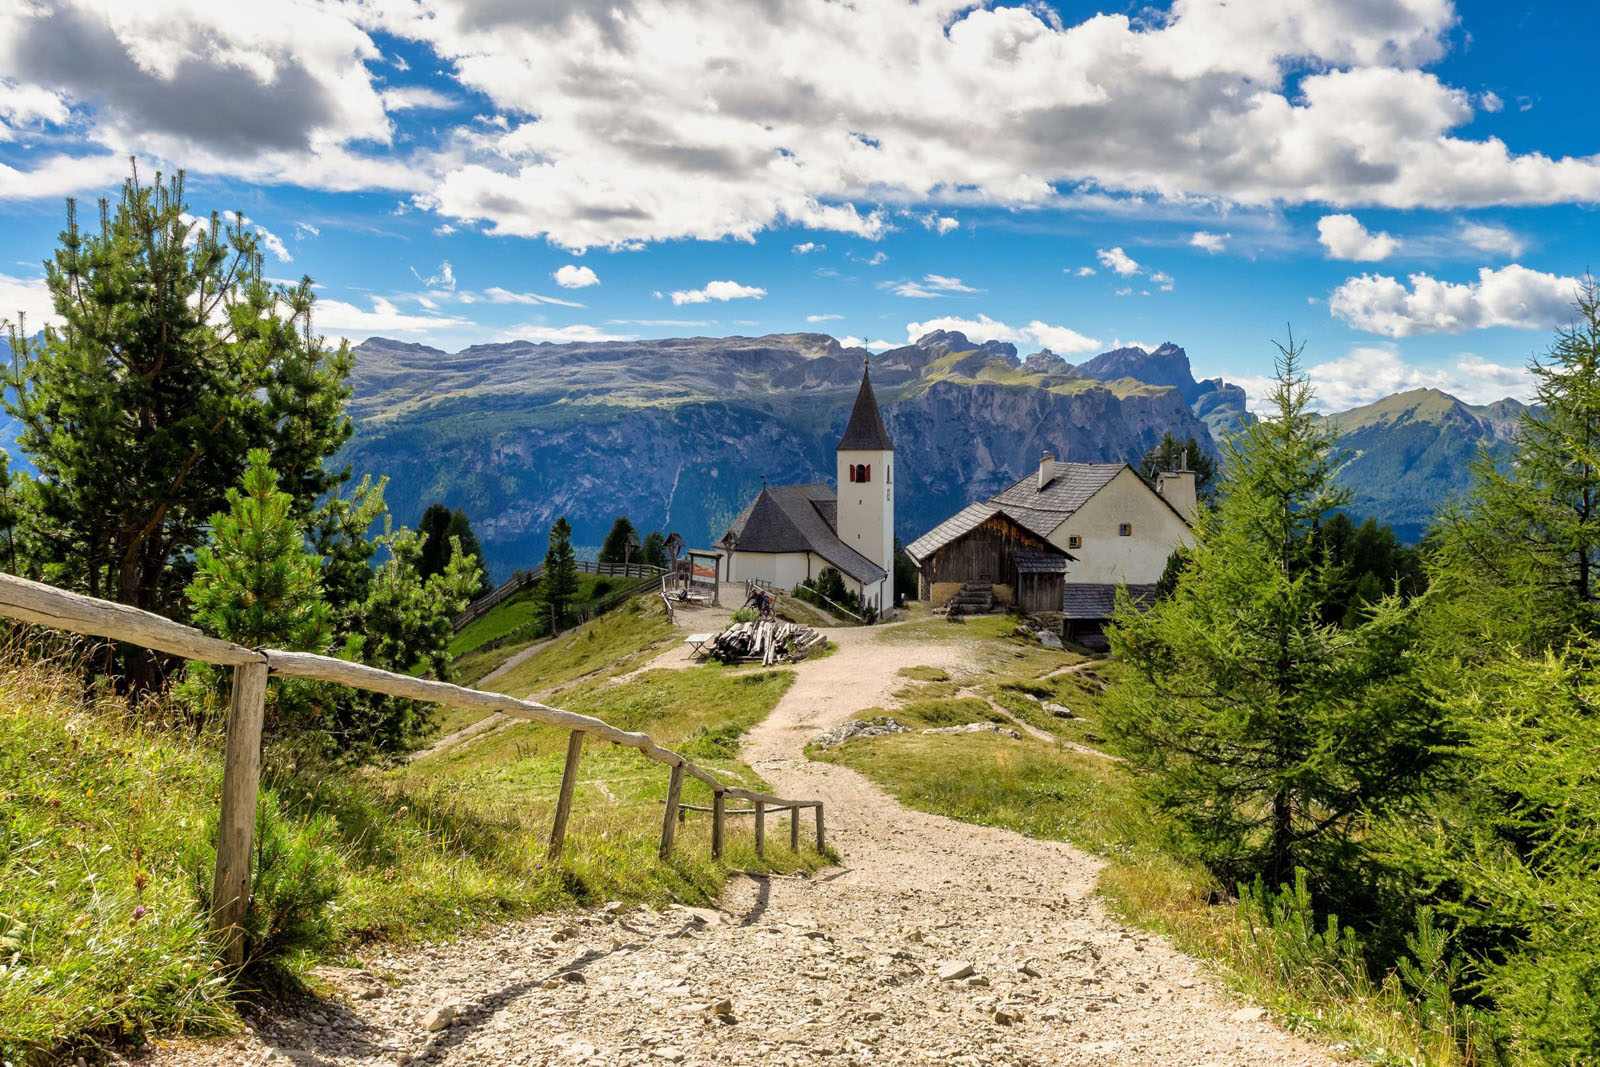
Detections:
[150, 625, 1334, 1067]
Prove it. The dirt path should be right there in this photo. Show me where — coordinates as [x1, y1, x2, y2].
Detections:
[153, 627, 1331, 1067]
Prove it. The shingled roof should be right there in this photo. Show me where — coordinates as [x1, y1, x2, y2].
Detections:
[1062, 583, 1157, 620]
[904, 502, 1077, 565]
[991, 462, 1125, 521]
[719, 483, 887, 585]
[836, 364, 894, 452]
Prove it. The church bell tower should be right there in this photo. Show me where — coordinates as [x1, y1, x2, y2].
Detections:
[836, 361, 895, 609]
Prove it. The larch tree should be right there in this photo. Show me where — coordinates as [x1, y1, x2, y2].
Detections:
[1104, 338, 1437, 894]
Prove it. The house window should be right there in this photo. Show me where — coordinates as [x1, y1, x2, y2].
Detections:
[1118, 523, 1133, 537]
[1067, 535, 1081, 549]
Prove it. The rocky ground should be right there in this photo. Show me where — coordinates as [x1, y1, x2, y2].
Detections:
[148, 623, 1334, 1067]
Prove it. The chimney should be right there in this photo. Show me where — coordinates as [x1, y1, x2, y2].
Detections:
[1037, 450, 1058, 491]
[1157, 465, 1198, 522]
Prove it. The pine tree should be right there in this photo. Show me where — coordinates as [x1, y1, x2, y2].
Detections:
[181, 450, 330, 729]
[2, 167, 351, 691]
[598, 516, 639, 566]
[186, 450, 329, 651]
[641, 530, 669, 569]
[1141, 430, 1217, 498]
[1105, 339, 1436, 892]
[536, 517, 580, 629]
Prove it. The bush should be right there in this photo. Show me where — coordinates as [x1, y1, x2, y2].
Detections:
[730, 607, 758, 623]
[186, 792, 341, 980]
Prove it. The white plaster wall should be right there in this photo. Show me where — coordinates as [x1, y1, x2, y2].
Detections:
[726, 550, 814, 590]
[1047, 468, 1193, 584]
[836, 448, 896, 605]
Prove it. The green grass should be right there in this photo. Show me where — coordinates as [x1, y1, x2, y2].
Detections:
[2, 603, 821, 1064]
[817, 731, 1153, 855]
[0, 660, 235, 1063]
[487, 596, 678, 698]
[896, 665, 950, 682]
[980, 661, 1122, 747]
[449, 573, 627, 663]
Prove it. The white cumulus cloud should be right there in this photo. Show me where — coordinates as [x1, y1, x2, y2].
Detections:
[1096, 247, 1141, 276]
[553, 264, 599, 288]
[0, 271, 59, 330]
[904, 314, 1099, 354]
[670, 280, 766, 305]
[1189, 231, 1228, 253]
[1329, 265, 1582, 337]
[1317, 214, 1399, 261]
[1238, 345, 1533, 412]
[1458, 221, 1526, 258]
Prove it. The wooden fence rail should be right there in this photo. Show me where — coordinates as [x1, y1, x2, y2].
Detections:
[0, 571, 825, 966]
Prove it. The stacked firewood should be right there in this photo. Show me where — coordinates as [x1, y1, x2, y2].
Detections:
[709, 620, 829, 665]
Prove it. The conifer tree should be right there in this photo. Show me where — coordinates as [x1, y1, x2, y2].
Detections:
[2, 167, 352, 690]
[1399, 284, 1600, 1058]
[416, 502, 489, 595]
[536, 517, 580, 629]
[641, 530, 669, 569]
[1140, 430, 1217, 498]
[1428, 277, 1600, 652]
[181, 449, 330, 729]
[598, 516, 639, 566]
[1105, 339, 1435, 891]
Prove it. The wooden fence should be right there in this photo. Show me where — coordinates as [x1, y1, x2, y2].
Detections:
[0, 572, 825, 966]
[453, 559, 666, 631]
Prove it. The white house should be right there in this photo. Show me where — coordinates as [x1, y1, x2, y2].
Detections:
[718, 364, 895, 611]
[908, 450, 1197, 644]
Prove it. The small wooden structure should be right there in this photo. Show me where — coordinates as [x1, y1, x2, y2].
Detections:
[905, 505, 1071, 613]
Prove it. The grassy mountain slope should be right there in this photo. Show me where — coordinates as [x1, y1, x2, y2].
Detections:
[1325, 388, 1526, 542]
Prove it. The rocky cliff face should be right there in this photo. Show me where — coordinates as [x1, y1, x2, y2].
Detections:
[342, 332, 1221, 576]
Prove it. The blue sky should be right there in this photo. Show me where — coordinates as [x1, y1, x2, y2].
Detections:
[2, 0, 1598, 411]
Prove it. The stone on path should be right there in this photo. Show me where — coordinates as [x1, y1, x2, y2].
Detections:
[938, 961, 975, 982]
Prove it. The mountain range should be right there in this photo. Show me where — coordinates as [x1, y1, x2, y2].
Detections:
[0, 331, 1525, 576]
[341, 331, 1522, 575]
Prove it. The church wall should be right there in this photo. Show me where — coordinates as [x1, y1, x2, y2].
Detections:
[836, 447, 895, 605]
[725, 549, 814, 591]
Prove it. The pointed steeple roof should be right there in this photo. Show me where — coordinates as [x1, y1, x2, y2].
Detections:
[836, 361, 894, 452]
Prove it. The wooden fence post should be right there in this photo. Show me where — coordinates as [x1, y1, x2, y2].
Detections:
[711, 789, 725, 859]
[754, 799, 766, 858]
[790, 804, 800, 851]
[814, 803, 826, 853]
[659, 761, 686, 860]
[209, 661, 269, 967]
[548, 730, 585, 860]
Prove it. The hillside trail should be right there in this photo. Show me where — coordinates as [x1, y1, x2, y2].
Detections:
[151, 623, 1333, 1067]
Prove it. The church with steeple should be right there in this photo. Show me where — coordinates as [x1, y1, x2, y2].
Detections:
[718, 362, 896, 612]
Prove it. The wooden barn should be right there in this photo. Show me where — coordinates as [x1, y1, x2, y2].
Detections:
[905, 504, 1071, 614]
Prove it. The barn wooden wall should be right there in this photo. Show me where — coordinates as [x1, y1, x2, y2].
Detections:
[919, 516, 1062, 611]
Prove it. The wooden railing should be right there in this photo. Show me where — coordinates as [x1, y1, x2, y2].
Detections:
[453, 560, 666, 631]
[0, 572, 825, 966]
